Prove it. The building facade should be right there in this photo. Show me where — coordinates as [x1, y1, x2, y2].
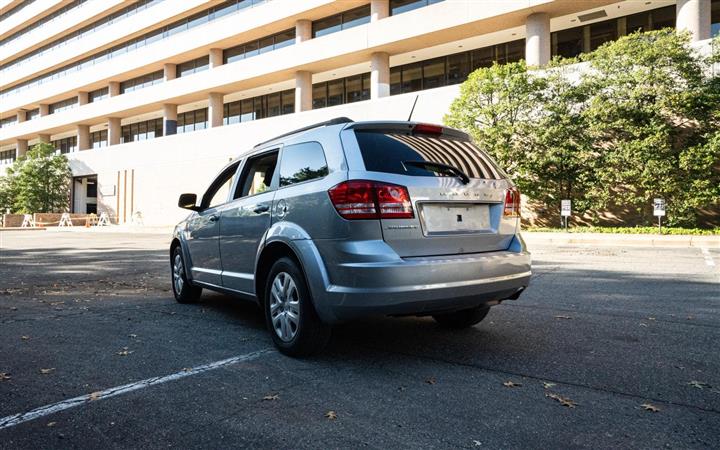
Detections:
[0, 0, 718, 225]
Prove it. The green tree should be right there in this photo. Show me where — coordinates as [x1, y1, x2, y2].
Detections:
[6, 143, 71, 213]
[0, 173, 16, 214]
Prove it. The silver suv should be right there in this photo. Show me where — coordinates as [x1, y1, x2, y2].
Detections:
[171, 118, 531, 356]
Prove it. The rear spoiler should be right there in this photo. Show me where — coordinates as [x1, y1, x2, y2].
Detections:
[345, 121, 470, 140]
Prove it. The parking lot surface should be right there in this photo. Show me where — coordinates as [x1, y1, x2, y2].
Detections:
[1, 230, 719, 449]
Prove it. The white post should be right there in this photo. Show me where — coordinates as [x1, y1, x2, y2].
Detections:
[526, 12, 551, 67]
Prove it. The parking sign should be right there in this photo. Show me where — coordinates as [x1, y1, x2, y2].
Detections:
[653, 198, 665, 217]
[561, 200, 571, 217]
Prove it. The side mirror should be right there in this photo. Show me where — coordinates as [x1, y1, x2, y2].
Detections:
[178, 193, 200, 211]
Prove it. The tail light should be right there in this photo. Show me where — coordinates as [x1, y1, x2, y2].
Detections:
[504, 187, 521, 217]
[328, 180, 414, 220]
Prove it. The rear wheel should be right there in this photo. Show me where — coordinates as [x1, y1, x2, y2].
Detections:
[264, 257, 331, 357]
[171, 247, 202, 303]
[433, 305, 490, 329]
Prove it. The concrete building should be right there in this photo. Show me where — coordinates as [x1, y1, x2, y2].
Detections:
[0, 0, 718, 225]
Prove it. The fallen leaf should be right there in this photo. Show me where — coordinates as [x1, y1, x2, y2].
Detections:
[472, 440, 482, 447]
[503, 381, 522, 388]
[47, 422, 57, 427]
[21, 336, 29, 340]
[89, 391, 101, 401]
[641, 403, 660, 412]
[0, 372, 10, 381]
[639, 323, 648, 327]
[40, 368, 55, 374]
[263, 394, 279, 401]
[129, 334, 137, 338]
[542, 382, 556, 389]
[116, 349, 133, 356]
[325, 410, 337, 420]
[647, 317, 656, 321]
[554, 315, 572, 320]
[425, 377, 437, 385]
[688, 380, 711, 389]
[546, 392, 576, 408]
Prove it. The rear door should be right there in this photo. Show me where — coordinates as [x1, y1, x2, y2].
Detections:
[219, 149, 279, 294]
[350, 126, 518, 257]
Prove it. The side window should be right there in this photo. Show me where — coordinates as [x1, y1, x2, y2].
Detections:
[234, 151, 279, 199]
[202, 161, 240, 209]
[279, 142, 329, 187]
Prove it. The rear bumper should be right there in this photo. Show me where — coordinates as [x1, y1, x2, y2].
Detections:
[295, 235, 531, 323]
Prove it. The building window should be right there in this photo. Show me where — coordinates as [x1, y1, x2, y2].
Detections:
[52, 136, 78, 154]
[223, 89, 294, 125]
[0, 149, 16, 165]
[312, 5, 371, 38]
[223, 29, 295, 64]
[711, 0, 719, 37]
[26, 108, 39, 121]
[88, 87, 109, 103]
[90, 130, 108, 149]
[0, 116, 17, 129]
[390, 0, 444, 16]
[121, 118, 163, 143]
[312, 74, 370, 110]
[552, 27, 584, 59]
[49, 97, 78, 114]
[177, 108, 208, 133]
[120, 70, 164, 94]
[176, 56, 209, 78]
[589, 19, 617, 52]
[279, 142, 328, 187]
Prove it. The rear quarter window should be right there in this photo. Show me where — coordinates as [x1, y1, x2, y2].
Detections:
[279, 142, 329, 187]
[354, 130, 503, 179]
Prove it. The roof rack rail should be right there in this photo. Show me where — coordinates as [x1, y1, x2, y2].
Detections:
[254, 117, 353, 148]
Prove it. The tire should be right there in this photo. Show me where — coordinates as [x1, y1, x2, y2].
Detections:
[171, 246, 202, 303]
[264, 257, 331, 357]
[432, 305, 490, 329]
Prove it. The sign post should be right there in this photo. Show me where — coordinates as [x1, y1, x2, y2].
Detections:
[561, 199, 571, 230]
[653, 198, 665, 234]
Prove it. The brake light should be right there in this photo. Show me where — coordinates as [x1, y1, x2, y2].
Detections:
[328, 180, 414, 220]
[504, 187, 521, 217]
[413, 123, 443, 135]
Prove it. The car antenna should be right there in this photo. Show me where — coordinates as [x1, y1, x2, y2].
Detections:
[407, 95, 419, 122]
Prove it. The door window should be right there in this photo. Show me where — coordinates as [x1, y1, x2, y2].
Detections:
[235, 151, 279, 199]
[202, 161, 241, 209]
[279, 142, 328, 187]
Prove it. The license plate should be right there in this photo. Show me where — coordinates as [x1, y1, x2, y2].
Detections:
[420, 203, 491, 235]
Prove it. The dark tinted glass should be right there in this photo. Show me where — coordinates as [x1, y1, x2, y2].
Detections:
[327, 79, 344, 106]
[589, 20, 616, 51]
[651, 5, 675, 30]
[343, 6, 370, 29]
[313, 15, 342, 37]
[423, 58, 446, 89]
[446, 53, 469, 85]
[553, 27, 583, 58]
[401, 64, 422, 93]
[279, 142, 328, 186]
[713, 1, 720, 37]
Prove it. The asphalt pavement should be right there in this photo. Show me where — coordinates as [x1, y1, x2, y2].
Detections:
[0, 230, 718, 449]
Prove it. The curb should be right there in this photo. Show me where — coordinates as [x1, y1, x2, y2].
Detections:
[0, 227, 47, 231]
[522, 232, 720, 248]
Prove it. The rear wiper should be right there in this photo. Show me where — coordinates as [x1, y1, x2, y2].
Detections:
[403, 160, 470, 184]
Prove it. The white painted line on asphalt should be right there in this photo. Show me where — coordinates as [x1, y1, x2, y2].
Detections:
[0, 348, 273, 431]
[701, 247, 716, 267]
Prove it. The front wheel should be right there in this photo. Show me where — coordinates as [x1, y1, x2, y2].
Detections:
[433, 305, 490, 329]
[171, 246, 202, 303]
[264, 257, 331, 357]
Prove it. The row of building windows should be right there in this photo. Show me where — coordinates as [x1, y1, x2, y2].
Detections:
[120, 70, 164, 94]
[0, 0, 35, 22]
[177, 57, 209, 78]
[0, 149, 16, 165]
[90, 130, 108, 149]
[223, 30, 295, 64]
[0, 116, 17, 130]
[49, 97, 79, 115]
[88, 87, 109, 104]
[224, 89, 295, 125]
[0, 1, 87, 49]
[313, 73, 371, 109]
[1, 0, 166, 74]
[52, 136, 78, 154]
[0, 0, 268, 99]
[312, 5, 370, 38]
[178, 109, 208, 133]
[121, 118, 163, 144]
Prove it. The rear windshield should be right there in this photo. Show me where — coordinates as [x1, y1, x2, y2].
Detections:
[354, 130, 504, 179]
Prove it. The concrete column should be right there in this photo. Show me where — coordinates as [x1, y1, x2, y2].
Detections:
[16, 139, 28, 158]
[209, 48, 223, 69]
[582, 26, 592, 54]
[208, 93, 224, 128]
[16, 110, 26, 123]
[525, 12, 551, 67]
[77, 125, 90, 151]
[370, 52, 390, 99]
[109, 82, 120, 97]
[370, 0, 389, 22]
[38, 134, 50, 143]
[39, 104, 49, 117]
[676, 0, 711, 42]
[108, 118, 121, 146]
[78, 91, 89, 106]
[296, 19, 312, 43]
[163, 104, 178, 136]
[295, 71, 312, 112]
[164, 63, 177, 82]
[617, 16, 627, 37]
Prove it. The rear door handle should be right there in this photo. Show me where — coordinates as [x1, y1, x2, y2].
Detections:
[253, 205, 269, 214]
